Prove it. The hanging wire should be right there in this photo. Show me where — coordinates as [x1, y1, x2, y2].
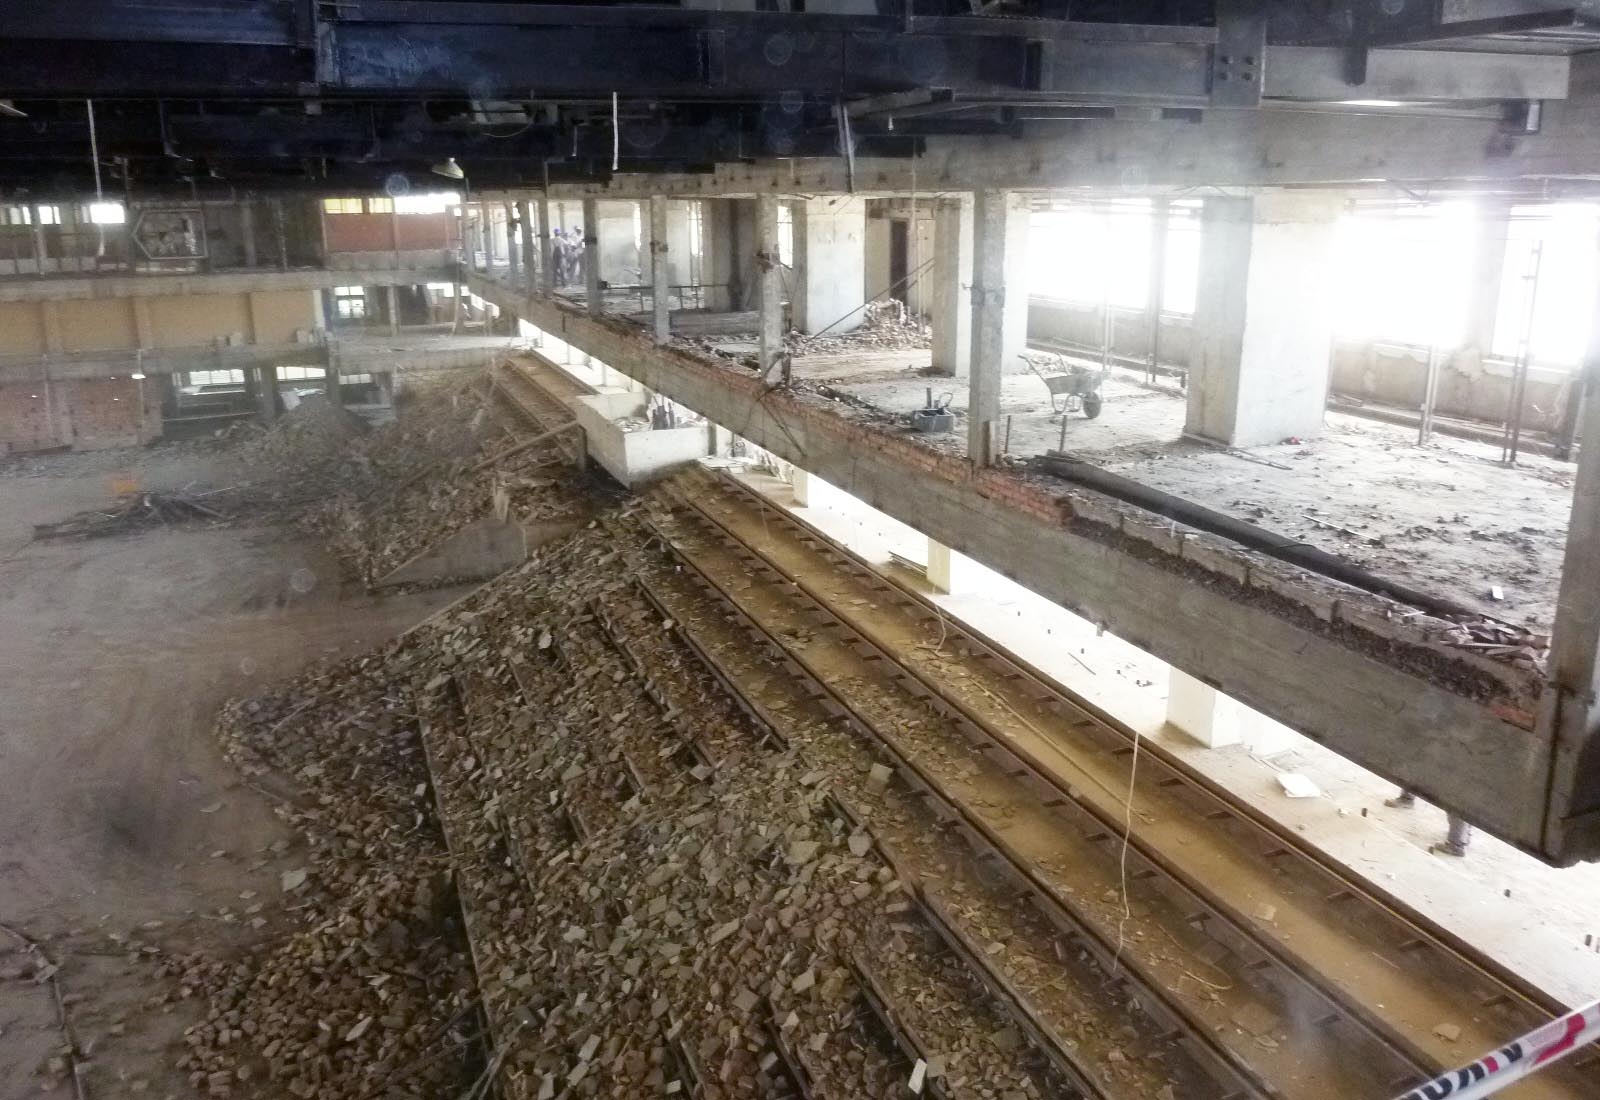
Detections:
[612, 91, 620, 171]
[86, 98, 106, 258]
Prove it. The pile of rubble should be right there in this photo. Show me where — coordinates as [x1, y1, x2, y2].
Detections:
[160, 650, 479, 1099]
[164, 489, 1071, 1099]
[788, 299, 931, 356]
[268, 383, 591, 586]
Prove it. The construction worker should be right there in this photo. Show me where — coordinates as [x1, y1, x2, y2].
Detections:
[1385, 789, 1472, 857]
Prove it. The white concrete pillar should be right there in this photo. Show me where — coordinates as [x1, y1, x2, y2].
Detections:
[791, 467, 810, 507]
[387, 284, 400, 336]
[1166, 669, 1242, 748]
[931, 197, 973, 378]
[793, 196, 867, 335]
[968, 190, 1029, 463]
[757, 195, 785, 380]
[927, 538, 954, 594]
[583, 198, 602, 316]
[1186, 193, 1342, 447]
[649, 195, 671, 344]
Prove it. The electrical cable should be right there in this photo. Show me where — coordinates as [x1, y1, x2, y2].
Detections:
[86, 98, 105, 258]
[1110, 726, 1141, 976]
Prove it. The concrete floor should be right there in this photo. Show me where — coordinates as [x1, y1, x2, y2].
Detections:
[0, 446, 467, 1097]
[733, 465, 1600, 1011]
[777, 348, 1576, 634]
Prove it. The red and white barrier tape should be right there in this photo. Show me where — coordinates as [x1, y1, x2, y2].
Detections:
[1393, 1000, 1600, 1100]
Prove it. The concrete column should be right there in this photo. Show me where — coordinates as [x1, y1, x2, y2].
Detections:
[1145, 198, 1169, 370]
[1540, 261, 1600, 853]
[1463, 198, 1512, 359]
[793, 197, 867, 335]
[519, 199, 536, 292]
[1167, 669, 1242, 748]
[32, 217, 47, 275]
[791, 467, 810, 507]
[325, 357, 343, 407]
[756, 195, 785, 380]
[1185, 193, 1342, 448]
[40, 301, 64, 355]
[387, 284, 400, 336]
[927, 538, 954, 594]
[240, 201, 257, 268]
[583, 197, 602, 316]
[132, 298, 154, 350]
[967, 190, 1021, 464]
[649, 196, 672, 344]
[537, 199, 555, 294]
[256, 364, 280, 422]
[505, 202, 520, 282]
[931, 197, 973, 378]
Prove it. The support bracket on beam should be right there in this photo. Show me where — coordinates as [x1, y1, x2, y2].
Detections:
[1212, 0, 1267, 108]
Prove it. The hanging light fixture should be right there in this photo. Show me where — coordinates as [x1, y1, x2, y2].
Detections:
[430, 157, 465, 180]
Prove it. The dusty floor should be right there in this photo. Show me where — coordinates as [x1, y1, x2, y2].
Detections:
[785, 350, 1576, 633]
[0, 446, 466, 1098]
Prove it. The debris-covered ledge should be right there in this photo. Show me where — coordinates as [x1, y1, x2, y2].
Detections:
[484, 276, 1549, 726]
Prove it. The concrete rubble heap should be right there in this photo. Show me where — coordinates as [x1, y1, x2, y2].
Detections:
[160, 654, 479, 1099]
[156, 482, 1173, 1100]
[276, 383, 589, 587]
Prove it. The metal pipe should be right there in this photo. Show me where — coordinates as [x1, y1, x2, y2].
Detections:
[1035, 453, 1485, 620]
[1418, 344, 1442, 445]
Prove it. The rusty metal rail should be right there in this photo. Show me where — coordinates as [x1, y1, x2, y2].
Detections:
[696, 471, 1589, 1034]
[634, 506, 1264, 1100]
[644, 468, 1596, 1100]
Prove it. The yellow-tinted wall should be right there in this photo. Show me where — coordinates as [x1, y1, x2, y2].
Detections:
[0, 288, 319, 358]
[59, 298, 139, 353]
[248, 289, 317, 344]
[147, 293, 253, 348]
[0, 302, 45, 355]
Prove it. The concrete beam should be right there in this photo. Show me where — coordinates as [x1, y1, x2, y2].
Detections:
[501, 93, 1600, 200]
[1540, 269, 1600, 861]
[0, 265, 452, 304]
[466, 265, 1579, 861]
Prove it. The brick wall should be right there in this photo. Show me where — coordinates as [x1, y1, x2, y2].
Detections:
[0, 375, 162, 453]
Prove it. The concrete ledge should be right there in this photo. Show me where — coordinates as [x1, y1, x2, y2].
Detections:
[467, 269, 1582, 862]
[0, 266, 453, 304]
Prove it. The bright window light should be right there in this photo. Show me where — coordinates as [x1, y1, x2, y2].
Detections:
[396, 191, 460, 215]
[35, 204, 61, 225]
[1029, 200, 1153, 309]
[1330, 201, 1476, 348]
[322, 197, 363, 214]
[1493, 203, 1600, 367]
[86, 202, 126, 225]
[777, 204, 794, 267]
